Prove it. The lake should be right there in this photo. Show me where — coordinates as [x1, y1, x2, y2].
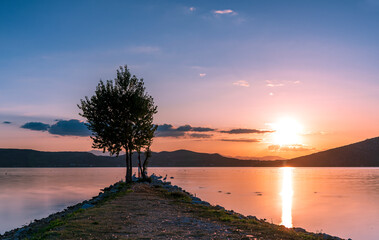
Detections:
[0, 167, 378, 239]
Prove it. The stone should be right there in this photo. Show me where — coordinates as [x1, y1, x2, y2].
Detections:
[81, 203, 94, 209]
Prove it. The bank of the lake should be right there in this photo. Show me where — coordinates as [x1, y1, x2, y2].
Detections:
[1, 176, 343, 240]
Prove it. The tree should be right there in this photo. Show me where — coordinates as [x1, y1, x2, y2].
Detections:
[78, 65, 157, 182]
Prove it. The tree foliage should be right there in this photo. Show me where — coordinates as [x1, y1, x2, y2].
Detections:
[78, 65, 157, 182]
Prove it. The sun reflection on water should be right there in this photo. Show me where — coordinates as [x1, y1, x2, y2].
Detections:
[280, 167, 294, 228]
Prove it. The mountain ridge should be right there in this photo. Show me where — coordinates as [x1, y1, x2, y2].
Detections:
[0, 136, 378, 167]
[286, 137, 379, 167]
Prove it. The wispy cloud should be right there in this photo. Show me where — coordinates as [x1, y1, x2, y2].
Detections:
[155, 124, 215, 138]
[221, 128, 274, 134]
[220, 138, 261, 143]
[266, 81, 284, 87]
[189, 133, 213, 139]
[199, 73, 206, 77]
[233, 80, 249, 87]
[156, 124, 276, 142]
[213, 9, 237, 15]
[268, 144, 315, 152]
[301, 131, 328, 136]
[266, 80, 301, 87]
[189, 7, 196, 12]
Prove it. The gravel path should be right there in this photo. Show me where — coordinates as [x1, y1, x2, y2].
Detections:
[99, 184, 249, 239]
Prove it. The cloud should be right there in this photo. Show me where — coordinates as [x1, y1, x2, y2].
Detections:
[199, 73, 206, 77]
[20, 119, 91, 136]
[213, 9, 236, 15]
[155, 124, 187, 137]
[266, 80, 284, 87]
[48, 119, 92, 136]
[189, 133, 213, 138]
[233, 80, 249, 87]
[2, 121, 11, 124]
[268, 144, 315, 152]
[221, 128, 274, 134]
[156, 124, 175, 132]
[301, 131, 328, 136]
[21, 122, 50, 131]
[192, 127, 215, 132]
[220, 138, 261, 143]
[155, 131, 186, 137]
[155, 124, 215, 138]
[266, 80, 301, 87]
[176, 125, 192, 131]
[189, 7, 196, 12]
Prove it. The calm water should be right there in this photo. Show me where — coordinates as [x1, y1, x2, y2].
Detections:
[0, 168, 378, 239]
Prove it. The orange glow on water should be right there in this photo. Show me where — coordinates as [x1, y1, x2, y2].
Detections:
[280, 167, 294, 228]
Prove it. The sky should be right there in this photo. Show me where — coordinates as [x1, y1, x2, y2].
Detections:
[0, 0, 378, 158]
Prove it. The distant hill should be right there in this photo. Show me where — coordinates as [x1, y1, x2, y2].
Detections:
[1, 137, 378, 167]
[286, 137, 379, 167]
[235, 155, 287, 161]
[147, 150, 283, 167]
[0, 149, 121, 167]
[0, 149, 282, 167]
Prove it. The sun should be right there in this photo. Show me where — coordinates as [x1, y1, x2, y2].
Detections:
[271, 117, 303, 146]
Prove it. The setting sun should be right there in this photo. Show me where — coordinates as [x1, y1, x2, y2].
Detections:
[272, 117, 303, 146]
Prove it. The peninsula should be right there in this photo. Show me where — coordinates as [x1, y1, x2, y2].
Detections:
[0, 176, 343, 240]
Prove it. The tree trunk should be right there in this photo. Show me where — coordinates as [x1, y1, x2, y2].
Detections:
[141, 154, 149, 180]
[128, 151, 133, 181]
[125, 150, 131, 182]
[137, 152, 142, 178]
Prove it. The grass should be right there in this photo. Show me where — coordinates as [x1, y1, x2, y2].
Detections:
[165, 190, 193, 202]
[186, 204, 322, 240]
[26, 183, 132, 240]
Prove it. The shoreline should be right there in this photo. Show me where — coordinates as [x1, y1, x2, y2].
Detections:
[0, 175, 345, 240]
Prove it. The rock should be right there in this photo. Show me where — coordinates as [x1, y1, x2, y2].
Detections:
[293, 227, 307, 233]
[132, 174, 138, 182]
[215, 205, 225, 210]
[109, 188, 118, 193]
[191, 196, 201, 202]
[247, 215, 258, 221]
[191, 200, 210, 206]
[81, 203, 94, 209]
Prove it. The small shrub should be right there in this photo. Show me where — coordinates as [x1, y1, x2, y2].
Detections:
[167, 191, 192, 202]
[137, 177, 152, 183]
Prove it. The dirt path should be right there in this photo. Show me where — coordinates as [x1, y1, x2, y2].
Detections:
[42, 184, 251, 239]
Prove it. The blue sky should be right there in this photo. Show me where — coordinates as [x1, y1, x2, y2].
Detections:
[1, 0, 378, 157]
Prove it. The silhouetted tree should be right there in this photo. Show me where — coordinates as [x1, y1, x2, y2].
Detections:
[78, 65, 157, 182]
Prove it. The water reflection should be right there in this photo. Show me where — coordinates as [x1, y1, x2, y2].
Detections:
[2, 168, 379, 239]
[280, 167, 293, 228]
